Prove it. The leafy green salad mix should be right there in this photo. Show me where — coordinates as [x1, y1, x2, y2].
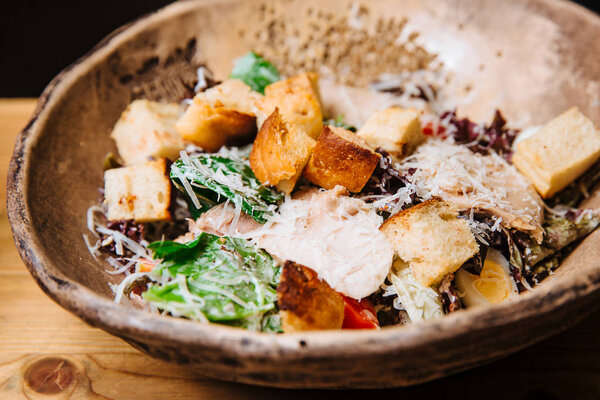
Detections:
[87, 51, 600, 333]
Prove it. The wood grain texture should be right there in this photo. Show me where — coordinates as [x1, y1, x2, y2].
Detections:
[2, 100, 599, 399]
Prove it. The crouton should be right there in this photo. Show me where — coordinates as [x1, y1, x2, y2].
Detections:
[380, 199, 478, 287]
[357, 107, 425, 159]
[110, 100, 184, 165]
[513, 107, 600, 198]
[303, 125, 381, 192]
[199, 79, 263, 115]
[256, 73, 323, 139]
[249, 108, 316, 194]
[277, 261, 345, 332]
[175, 96, 257, 152]
[104, 158, 171, 222]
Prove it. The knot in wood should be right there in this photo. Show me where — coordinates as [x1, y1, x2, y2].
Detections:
[24, 357, 77, 394]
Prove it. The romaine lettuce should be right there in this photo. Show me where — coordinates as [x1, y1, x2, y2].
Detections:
[143, 233, 280, 327]
[230, 52, 280, 94]
[170, 152, 282, 223]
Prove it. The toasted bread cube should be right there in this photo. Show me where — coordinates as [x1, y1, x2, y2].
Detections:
[357, 107, 425, 159]
[104, 158, 171, 222]
[256, 73, 323, 139]
[303, 125, 381, 192]
[380, 199, 478, 287]
[249, 108, 316, 194]
[513, 107, 600, 198]
[278, 261, 345, 332]
[199, 79, 263, 115]
[110, 100, 184, 165]
[175, 96, 256, 152]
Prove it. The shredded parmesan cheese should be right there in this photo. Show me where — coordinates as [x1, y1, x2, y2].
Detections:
[82, 234, 100, 261]
[194, 67, 209, 93]
[396, 138, 544, 240]
[113, 272, 149, 305]
[84, 204, 152, 279]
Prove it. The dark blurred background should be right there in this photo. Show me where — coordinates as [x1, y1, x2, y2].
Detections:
[0, 0, 598, 97]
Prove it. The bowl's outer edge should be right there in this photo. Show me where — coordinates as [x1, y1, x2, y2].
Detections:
[6, 0, 600, 389]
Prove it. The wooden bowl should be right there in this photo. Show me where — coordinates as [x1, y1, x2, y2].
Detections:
[7, 0, 600, 389]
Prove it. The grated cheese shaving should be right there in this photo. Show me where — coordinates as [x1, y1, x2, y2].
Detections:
[95, 226, 151, 259]
[370, 69, 452, 115]
[396, 138, 544, 237]
[82, 234, 100, 261]
[84, 205, 153, 279]
[113, 272, 149, 305]
[194, 66, 209, 93]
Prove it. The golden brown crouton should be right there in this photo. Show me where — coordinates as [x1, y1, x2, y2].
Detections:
[110, 100, 184, 165]
[199, 79, 263, 115]
[513, 107, 600, 198]
[277, 261, 345, 332]
[303, 125, 381, 192]
[256, 73, 323, 139]
[357, 107, 425, 159]
[249, 108, 316, 194]
[175, 96, 257, 152]
[380, 199, 479, 287]
[104, 158, 171, 222]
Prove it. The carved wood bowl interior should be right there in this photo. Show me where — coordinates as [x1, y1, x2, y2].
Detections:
[7, 0, 600, 389]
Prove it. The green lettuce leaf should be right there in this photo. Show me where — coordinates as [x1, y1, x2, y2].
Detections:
[170, 152, 282, 223]
[143, 233, 280, 325]
[516, 209, 600, 284]
[323, 115, 357, 132]
[230, 52, 280, 94]
[523, 209, 599, 267]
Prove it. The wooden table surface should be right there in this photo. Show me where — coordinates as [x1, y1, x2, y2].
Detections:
[0, 99, 598, 400]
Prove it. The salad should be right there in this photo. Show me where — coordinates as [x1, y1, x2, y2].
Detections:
[84, 51, 600, 333]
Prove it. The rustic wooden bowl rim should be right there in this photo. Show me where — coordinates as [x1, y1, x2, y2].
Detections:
[7, 0, 600, 363]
